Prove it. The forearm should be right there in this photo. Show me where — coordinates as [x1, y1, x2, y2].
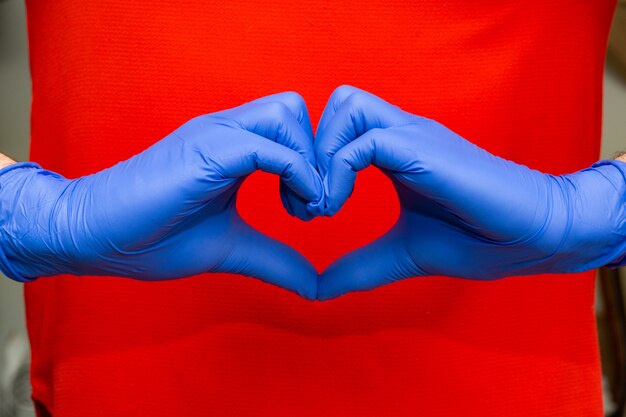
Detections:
[545, 155, 626, 274]
[0, 153, 16, 169]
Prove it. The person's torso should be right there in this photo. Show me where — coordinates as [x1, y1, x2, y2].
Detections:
[24, 1, 615, 415]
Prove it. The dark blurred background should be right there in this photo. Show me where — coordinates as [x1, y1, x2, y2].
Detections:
[0, 0, 625, 416]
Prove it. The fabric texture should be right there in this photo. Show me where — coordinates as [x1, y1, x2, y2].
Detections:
[24, 0, 615, 415]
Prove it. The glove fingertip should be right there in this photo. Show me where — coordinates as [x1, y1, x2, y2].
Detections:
[305, 190, 325, 218]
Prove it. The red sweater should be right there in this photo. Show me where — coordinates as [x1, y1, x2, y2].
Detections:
[25, 1, 615, 415]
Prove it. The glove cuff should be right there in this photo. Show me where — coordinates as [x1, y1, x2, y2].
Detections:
[0, 162, 44, 282]
[0, 243, 33, 282]
[0, 161, 42, 176]
[591, 159, 626, 269]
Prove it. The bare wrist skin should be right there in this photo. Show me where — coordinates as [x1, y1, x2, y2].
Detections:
[613, 151, 626, 162]
[0, 153, 17, 169]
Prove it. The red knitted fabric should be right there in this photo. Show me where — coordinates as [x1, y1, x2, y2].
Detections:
[24, 1, 615, 415]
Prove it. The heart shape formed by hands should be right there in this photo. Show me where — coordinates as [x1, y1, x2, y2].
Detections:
[1, 86, 623, 302]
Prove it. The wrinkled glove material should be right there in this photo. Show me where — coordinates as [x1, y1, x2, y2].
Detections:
[315, 86, 626, 299]
[0, 95, 323, 300]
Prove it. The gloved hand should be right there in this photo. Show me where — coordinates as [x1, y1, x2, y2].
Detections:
[315, 85, 626, 300]
[0, 92, 323, 300]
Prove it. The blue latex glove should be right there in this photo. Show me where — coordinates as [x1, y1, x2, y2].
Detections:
[0, 92, 323, 300]
[316, 86, 626, 300]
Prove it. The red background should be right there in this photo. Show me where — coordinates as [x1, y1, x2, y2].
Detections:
[25, 0, 615, 415]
